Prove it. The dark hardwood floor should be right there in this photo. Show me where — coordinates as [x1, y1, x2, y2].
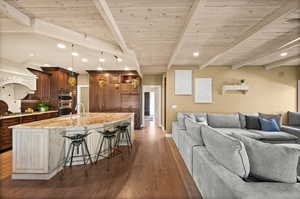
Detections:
[0, 121, 202, 199]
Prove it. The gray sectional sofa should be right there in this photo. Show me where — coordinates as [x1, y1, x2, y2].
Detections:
[172, 112, 300, 199]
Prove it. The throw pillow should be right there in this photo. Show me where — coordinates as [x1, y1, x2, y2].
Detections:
[207, 113, 241, 128]
[184, 113, 196, 122]
[201, 125, 250, 178]
[245, 116, 261, 130]
[184, 118, 205, 145]
[195, 116, 208, 125]
[232, 134, 300, 183]
[238, 113, 259, 129]
[177, 113, 196, 129]
[259, 118, 280, 132]
[259, 113, 282, 128]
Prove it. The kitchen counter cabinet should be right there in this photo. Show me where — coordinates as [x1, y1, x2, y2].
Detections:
[0, 111, 58, 152]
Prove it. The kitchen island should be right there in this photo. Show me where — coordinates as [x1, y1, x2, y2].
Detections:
[10, 112, 134, 180]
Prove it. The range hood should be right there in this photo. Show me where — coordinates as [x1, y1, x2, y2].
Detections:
[0, 58, 37, 92]
[0, 58, 37, 113]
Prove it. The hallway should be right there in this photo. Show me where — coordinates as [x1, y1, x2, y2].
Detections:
[0, 121, 201, 199]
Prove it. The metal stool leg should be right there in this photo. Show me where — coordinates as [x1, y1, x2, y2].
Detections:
[64, 142, 73, 166]
[81, 142, 86, 165]
[106, 138, 110, 171]
[96, 136, 105, 163]
[124, 132, 131, 154]
[83, 139, 93, 164]
[126, 129, 133, 148]
[114, 132, 120, 148]
[70, 143, 75, 167]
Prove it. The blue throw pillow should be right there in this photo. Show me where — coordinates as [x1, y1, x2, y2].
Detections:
[259, 118, 280, 132]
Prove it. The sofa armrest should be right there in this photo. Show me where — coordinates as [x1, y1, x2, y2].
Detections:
[281, 125, 300, 139]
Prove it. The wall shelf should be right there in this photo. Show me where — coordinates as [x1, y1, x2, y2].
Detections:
[222, 84, 249, 95]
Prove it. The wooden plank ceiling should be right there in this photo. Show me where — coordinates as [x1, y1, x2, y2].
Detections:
[0, 0, 299, 74]
[4, 0, 115, 43]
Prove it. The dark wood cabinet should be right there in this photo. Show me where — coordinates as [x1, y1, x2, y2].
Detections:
[88, 71, 142, 129]
[41, 67, 78, 112]
[0, 111, 58, 152]
[25, 69, 51, 100]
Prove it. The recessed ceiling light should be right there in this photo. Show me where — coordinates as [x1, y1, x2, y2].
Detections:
[97, 67, 103, 71]
[99, 58, 105, 63]
[280, 52, 288, 57]
[68, 67, 73, 71]
[81, 58, 88, 63]
[43, 64, 50, 67]
[29, 53, 35, 57]
[117, 57, 123, 62]
[193, 52, 199, 57]
[72, 52, 79, 56]
[57, 43, 66, 49]
[124, 67, 129, 71]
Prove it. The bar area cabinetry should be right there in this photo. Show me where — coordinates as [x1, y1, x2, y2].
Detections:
[88, 71, 142, 129]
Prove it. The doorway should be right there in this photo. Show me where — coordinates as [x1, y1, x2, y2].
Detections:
[77, 85, 89, 113]
[142, 85, 161, 127]
[144, 91, 155, 121]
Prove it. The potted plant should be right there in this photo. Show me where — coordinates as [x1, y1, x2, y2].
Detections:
[131, 79, 138, 88]
[240, 79, 246, 86]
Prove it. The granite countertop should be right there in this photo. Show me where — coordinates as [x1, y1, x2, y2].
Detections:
[11, 112, 133, 129]
[0, 110, 58, 120]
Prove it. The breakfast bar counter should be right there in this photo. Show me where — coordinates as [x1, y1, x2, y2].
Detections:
[10, 112, 134, 180]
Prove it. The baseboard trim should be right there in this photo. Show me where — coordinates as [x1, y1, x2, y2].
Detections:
[165, 133, 172, 137]
[12, 166, 63, 180]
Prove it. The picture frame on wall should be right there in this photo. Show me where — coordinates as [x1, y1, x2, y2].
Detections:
[174, 70, 192, 95]
[194, 78, 213, 103]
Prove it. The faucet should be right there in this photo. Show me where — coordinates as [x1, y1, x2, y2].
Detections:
[75, 103, 86, 116]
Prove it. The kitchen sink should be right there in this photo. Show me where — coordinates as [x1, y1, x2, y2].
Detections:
[59, 115, 81, 120]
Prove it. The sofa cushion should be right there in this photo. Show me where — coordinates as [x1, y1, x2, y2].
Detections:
[259, 118, 280, 132]
[281, 125, 300, 141]
[207, 113, 241, 128]
[201, 125, 250, 178]
[232, 134, 300, 183]
[216, 128, 263, 140]
[239, 113, 259, 129]
[245, 116, 261, 130]
[250, 130, 298, 141]
[185, 118, 205, 146]
[276, 144, 300, 178]
[177, 112, 205, 129]
[177, 112, 195, 129]
[288, 111, 300, 126]
[259, 113, 282, 127]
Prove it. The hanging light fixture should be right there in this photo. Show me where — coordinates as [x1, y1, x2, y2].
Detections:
[114, 55, 122, 62]
[99, 51, 105, 63]
[68, 44, 77, 87]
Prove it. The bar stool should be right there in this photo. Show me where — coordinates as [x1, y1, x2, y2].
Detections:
[63, 132, 93, 167]
[95, 128, 122, 171]
[116, 122, 132, 153]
